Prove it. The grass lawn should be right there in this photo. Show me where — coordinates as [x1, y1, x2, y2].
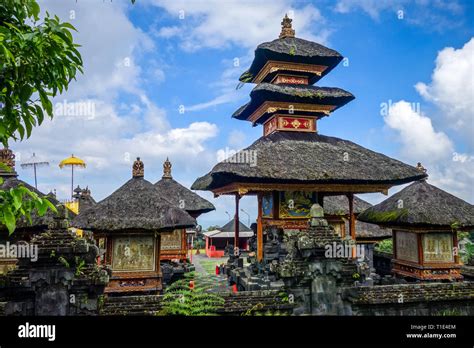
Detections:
[199, 259, 228, 275]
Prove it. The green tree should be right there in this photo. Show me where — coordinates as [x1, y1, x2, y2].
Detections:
[0, 0, 83, 234]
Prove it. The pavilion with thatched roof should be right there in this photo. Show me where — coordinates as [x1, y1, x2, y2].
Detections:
[154, 158, 214, 262]
[358, 170, 474, 281]
[73, 157, 196, 294]
[192, 15, 425, 264]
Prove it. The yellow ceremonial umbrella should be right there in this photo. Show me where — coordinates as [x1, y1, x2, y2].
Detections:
[59, 154, 86, 199]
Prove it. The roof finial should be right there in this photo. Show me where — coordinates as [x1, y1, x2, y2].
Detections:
[163, 157, 172, 179]
[133, 157, 144, 178]
[0, 148, 17, 177]
[279, 14, 295, 39]
[416, 162, 428, 180]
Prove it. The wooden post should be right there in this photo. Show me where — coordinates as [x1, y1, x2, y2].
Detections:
[348, 194, 356, 240]
[156, 233, 162, 293]
[257, 193, 263, 262]
[156, 234, 162, 275]
[348, 193, 356, 258]
[234, 194, 240, 250]
[418, 233, 424, 265]
[453, 232, 459, 264]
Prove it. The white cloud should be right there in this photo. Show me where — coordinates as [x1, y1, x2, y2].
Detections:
[15, 100, 218, 199]
[150, 1, 332, 113]
[383, 100, 473, 203]
[39, 0, 154, 101]
[415, 38, 474, 145]
[150, 0, 329, 51]
[228, 130, 247, 148]
[383, 101, 453, 161]
[10, 1, 219, 203]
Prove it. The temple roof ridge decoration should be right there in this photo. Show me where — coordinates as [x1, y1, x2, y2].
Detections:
[279, 14, 295, 39]
[155, 157, 215, 216]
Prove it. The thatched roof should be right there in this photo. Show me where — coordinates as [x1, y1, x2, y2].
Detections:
[358, 180, 474, 229]
[220, 218, 252, 233]
[233, 83, 354, 124]
[154, 159, 214, 216]
[323, 195, 390, 240]
[155, 177, 215, 216]
[323, 195, 372, 216]
[191, 132, 426, 191]
[73, 169, 196, 233]
[351, 221, 391, 240]
[240, 37, 343, 84]
[0, 176, 62, 234]
[78, 194, 96, 213]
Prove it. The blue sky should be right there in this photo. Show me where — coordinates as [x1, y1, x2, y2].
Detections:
[13, 0, 474, 228]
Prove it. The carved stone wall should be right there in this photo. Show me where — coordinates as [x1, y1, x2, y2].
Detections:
[0, 218, 109, 315]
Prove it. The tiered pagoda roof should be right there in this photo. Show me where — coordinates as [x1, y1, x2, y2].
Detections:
[154, 158, 215, 217]
[239, 15, 343, 85]
[192, 15, 425, 195]
[233, 83, 354, 125]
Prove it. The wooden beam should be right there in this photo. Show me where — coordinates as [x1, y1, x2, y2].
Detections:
[212, 182, 393, 196]
[257, 193, 263, 262]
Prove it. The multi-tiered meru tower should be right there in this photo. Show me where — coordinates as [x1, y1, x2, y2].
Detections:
[192, 15, 426, 262]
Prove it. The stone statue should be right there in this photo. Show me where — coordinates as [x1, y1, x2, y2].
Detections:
[309, 203, 328, 227]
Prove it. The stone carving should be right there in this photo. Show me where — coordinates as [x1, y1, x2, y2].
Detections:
[132, 157, 144, 177]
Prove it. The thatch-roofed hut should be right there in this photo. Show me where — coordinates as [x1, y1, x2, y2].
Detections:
[73, 157, 196, 293]
[154, 158, 214, 262]
[358, 176, 474, 281]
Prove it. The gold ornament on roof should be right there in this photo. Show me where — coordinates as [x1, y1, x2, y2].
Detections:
[133, 157, 144, 178]
[163, 157, 172, 179]
[416, 162, 428, 180]
[279, 14, 295, 39]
